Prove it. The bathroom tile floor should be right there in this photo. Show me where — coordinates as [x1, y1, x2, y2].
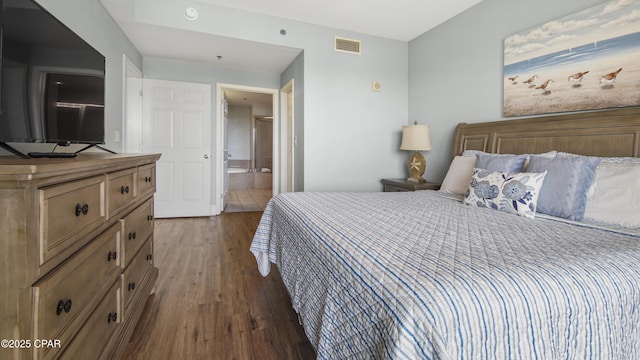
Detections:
[224, 188, 272, 212]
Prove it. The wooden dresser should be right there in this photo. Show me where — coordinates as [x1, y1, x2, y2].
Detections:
[0, 153, 161, 360]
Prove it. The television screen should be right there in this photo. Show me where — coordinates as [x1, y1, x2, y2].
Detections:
[44, 73, 105, 143]
[0, 0, 106, 145]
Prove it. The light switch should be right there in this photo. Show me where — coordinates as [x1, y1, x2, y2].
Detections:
[114, 130, 121, 143]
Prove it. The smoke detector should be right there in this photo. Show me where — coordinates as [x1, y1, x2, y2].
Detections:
[185, 7, 198, 21]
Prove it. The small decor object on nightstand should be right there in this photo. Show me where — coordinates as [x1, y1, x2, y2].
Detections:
[400, 122, 432, 183]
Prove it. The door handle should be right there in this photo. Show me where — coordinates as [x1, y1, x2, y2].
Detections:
[204, 154, 209, 159]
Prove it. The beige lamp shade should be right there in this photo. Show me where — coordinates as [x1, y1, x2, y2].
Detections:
[400, 124, 432, 151]
[400, 124, 432, 183]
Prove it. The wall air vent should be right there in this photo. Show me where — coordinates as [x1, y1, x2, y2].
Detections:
[335, 37, 361, 55]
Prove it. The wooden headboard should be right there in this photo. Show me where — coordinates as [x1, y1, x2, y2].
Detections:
[452, 107, 640, 159]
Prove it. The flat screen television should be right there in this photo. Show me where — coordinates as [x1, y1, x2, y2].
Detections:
[0, 0, 107, 158]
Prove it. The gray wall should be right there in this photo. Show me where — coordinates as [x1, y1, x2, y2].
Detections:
[132, 0, 409, 192]
[0, 0, 143, 155]
[227, 105, 252, 161]
[143, 57, 281, 89]
[6, 0, 409, 194]
[408, 0, 606, 183]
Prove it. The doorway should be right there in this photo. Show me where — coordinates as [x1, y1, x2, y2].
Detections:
[216, 84, 279, 213]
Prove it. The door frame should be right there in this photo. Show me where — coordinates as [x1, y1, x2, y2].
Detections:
[215, 83, 279, 214]
[122, 55, 143, 152]
[280, 79, 294, 192]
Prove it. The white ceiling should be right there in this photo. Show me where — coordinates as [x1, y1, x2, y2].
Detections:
[116, 22, 303, 74]
[100, 0, 481, 73]
[193, 0, 482, 42]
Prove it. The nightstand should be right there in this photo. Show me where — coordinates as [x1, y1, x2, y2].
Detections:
[381, 178, 441, 192]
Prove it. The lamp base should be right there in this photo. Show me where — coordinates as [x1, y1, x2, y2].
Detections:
[407, 151, 427, 183]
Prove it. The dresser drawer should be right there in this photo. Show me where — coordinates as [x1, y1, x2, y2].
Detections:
[38, 175, 106, 267]
[122, 238, 154, 316]
[32, 222, 120, 360]
[383, 184, 408, 192]
[107, 168, 136, 218]
[58, 279, 121, 360]
[381, 179, 441, 192]
[137, 164, 156, 200]
[122, 198, 154, 267]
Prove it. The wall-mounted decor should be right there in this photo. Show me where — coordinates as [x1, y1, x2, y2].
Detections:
[503, 0, 640, 117]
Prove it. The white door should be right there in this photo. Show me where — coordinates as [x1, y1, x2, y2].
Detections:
[143, 79, 211, 218]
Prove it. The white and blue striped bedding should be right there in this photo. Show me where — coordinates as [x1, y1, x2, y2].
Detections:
[250, 190, 640, 359]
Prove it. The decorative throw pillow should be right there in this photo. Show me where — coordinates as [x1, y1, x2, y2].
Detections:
[522, 150, 558, 170]
[439, 155, 476, 196]
[463, 168, 547, 218]
[526, 155, 600, 221]
[462, 150, 529, 173]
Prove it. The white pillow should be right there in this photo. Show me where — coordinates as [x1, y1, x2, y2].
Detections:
[584, 162, 640, 227]
[439, 155, 476, 196]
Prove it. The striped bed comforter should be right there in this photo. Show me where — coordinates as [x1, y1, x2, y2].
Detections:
[250, 190, 640, 359]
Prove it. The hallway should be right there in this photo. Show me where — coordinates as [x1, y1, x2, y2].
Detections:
[224, 189, 272, 212]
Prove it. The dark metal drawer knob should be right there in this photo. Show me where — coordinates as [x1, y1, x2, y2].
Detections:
[108, 312, 118, 323]
[75, 203, 89, 216]
[108, 251, 117, 261]
[56, 299, 72, 315]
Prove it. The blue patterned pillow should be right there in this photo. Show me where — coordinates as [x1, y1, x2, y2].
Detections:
[464, 168, 547, 218]
[526, 156, 600, 221]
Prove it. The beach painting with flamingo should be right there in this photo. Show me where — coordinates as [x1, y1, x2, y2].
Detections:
[503, 0, 640, 117]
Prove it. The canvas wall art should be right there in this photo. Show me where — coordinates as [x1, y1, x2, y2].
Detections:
[503, 0, 640, 117]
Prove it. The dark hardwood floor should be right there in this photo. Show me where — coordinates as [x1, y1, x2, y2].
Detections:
[121, 212, 315, 360]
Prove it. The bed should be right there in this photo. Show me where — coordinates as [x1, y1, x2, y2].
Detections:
[250, 107, 640, 359]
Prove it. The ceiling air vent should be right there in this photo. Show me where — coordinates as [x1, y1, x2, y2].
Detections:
[335, 37, 361, 55]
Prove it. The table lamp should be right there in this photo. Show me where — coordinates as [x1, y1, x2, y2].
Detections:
[400, 123, 432, 183]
